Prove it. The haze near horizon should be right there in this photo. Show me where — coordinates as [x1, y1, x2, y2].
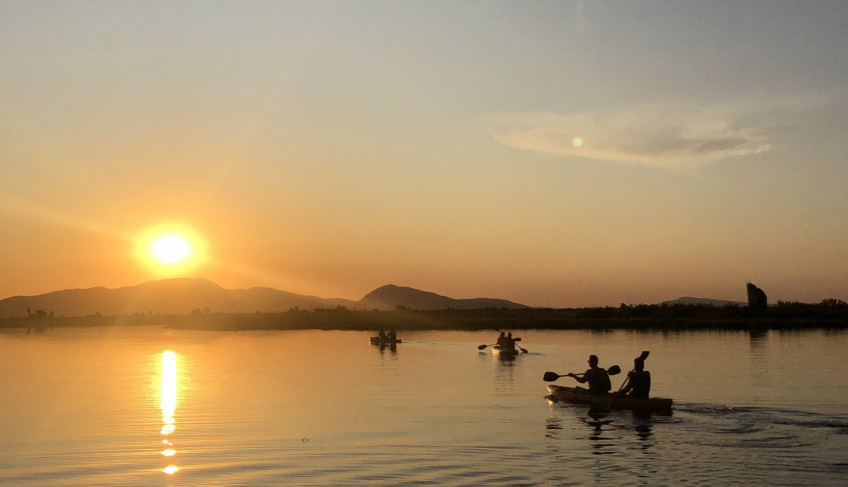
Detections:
[1, 1, 846, 307]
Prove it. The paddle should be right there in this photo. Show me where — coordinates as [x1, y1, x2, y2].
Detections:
[478, 343, 497, 350]
[543, 365, 621, 382]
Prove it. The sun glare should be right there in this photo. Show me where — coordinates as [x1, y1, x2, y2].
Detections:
[152, 235, 191, 264]
[136, 224, 206, 274]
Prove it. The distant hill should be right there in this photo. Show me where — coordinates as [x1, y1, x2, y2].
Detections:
[663, 296, 745, 307]
[359, 284, 528, 311]
[0, 279, 528, 318]
[0, 278, 357, 318]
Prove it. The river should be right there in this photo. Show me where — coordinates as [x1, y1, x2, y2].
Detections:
[1, 326, 846, 486]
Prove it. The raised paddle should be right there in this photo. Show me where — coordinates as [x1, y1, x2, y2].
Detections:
[543, 365, 621, 382]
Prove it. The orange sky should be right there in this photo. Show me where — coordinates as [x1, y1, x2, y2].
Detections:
[1, 2, 846, 307]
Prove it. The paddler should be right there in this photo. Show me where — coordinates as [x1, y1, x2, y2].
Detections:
[496, 331, 507, 348]
[503, 332, 517, 351]
[567, 355, 612, 395]
[619, 357, 651, 398]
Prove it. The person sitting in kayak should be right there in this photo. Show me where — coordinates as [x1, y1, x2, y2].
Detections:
[496, 332, 507, 348]
[377, 330, 387, 340]
[386, 330, 397, 341]
[619, 357, 651, 398]
[503, 332, 517, 351]
[567, 355, 612, 395]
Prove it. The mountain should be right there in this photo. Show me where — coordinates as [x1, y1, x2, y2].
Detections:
[662, 296, 746, 307]
[0, 279, 528, 318]
[0, 278, 356, 318]
[359, 284, 528, 311]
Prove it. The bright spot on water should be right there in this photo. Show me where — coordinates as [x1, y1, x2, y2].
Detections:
[572, 137, 583, 147]
[160, 350, 179, 475]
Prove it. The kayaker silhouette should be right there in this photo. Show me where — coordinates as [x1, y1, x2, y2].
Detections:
[496, 332, 507, 348]
[567, 355, 612, 395]
[504, 332, 516, 351]
[619, 357, 651, 398]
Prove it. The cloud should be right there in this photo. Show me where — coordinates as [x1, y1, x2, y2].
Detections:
[490, 102, 775, 169]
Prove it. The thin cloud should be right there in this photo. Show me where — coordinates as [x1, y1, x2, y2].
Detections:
[490, 102, 775, 169]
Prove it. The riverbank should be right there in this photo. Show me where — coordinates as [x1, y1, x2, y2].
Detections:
[3, 304, 847, 331]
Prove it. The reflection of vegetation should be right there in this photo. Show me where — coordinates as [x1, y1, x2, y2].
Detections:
[26, 307, 53, 319]
[3, 300, 846, 331]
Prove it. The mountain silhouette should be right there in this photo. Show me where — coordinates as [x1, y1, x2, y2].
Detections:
[0, 279, 528, 318]
[0, 278, 356, 318]
[359, 284, 528, 311]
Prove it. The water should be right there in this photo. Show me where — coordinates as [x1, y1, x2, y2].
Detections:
[1, 327, 847, 486]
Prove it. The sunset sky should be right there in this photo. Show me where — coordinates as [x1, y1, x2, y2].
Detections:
[1, 1, 846, 307]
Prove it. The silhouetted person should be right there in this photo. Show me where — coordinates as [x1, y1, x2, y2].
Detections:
[386, 330, 396, 341]
[619, 357, 651, 398]
[747, 282, 767, 309]
[503, 332, 516, 351]
[377, 330, 387, 339]
[496, 332, 507, 348]
[568, 355, 611, 395]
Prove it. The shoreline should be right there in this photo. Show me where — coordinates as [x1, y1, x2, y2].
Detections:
[3, 306, 847, 332]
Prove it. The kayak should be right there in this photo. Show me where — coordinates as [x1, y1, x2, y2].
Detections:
[370, 337, 402, 345]
[492, 346, 518, 358]
[546, 385, 672, 414]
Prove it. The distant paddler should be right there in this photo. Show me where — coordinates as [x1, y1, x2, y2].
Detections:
[479, 331, 528, 353]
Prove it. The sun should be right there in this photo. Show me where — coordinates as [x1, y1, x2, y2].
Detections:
[137, 224, 206, 274]
[152, 235, 192, 264]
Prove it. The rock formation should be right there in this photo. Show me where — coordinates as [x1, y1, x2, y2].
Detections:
[746, 282, 768, 309]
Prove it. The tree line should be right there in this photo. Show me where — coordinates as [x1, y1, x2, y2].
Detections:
[3, 299, 846, 331]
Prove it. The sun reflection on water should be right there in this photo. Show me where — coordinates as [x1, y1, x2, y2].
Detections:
[161, 350, 179, 475]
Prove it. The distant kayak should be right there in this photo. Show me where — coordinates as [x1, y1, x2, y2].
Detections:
[492, 346, 518, 358]
[547, 385, 672, 414]
[370, 337, 402, 345]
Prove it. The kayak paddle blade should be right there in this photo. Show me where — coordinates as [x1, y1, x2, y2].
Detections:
[543, 371, 561, 382]
[607, 365, 622, 376]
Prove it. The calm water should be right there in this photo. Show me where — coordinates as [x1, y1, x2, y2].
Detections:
[1, 326, 847, 486]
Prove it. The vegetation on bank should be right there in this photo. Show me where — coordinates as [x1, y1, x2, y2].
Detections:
[2, 299, 847, 331]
